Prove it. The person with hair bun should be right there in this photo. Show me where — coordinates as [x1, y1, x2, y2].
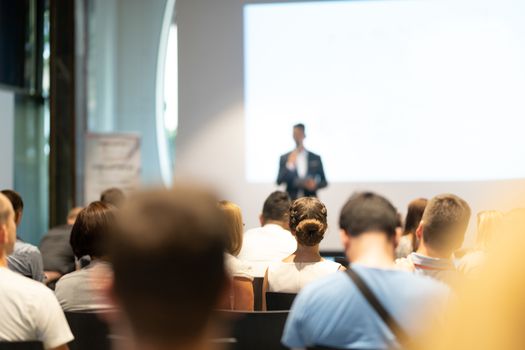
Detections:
[262, 197, 343, 301]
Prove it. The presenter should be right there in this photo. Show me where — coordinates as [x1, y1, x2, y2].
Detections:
[277, 123, 327, 200]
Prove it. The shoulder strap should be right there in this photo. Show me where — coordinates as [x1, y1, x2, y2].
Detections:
[346, 267, 411, 349]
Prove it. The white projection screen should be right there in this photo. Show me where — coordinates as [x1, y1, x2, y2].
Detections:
[175, 0, 525, 250]
[245, 0, 525, 183]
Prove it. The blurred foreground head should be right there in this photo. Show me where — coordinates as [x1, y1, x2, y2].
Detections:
[426, 208, 525, 350]
[107, 186, 228, 348]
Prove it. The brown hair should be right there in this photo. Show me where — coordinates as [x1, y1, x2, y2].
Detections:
[107, 187, 228, 346]
[403, 198, 428, 235]
[70, 201, 115, 259]
[290, 197, 327, 246]
[421, 194, 471, 253]
[218, 200, 243, 256]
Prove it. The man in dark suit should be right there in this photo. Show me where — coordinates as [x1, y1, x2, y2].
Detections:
[277, 124, 328, 200]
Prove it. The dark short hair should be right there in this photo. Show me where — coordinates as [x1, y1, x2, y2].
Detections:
[404, 198, 428, 235]
[339, 192, 398, 238]
[100, 187, 125, 207]
[1, 190, 23, 213]
[107, 187, 228, 345]
[290, 197, 327, 246]
[70, 201, 115, 259]
[293, 123, 305, 133]
[421, 194, 471, 252]
[262, 191, 291, 223]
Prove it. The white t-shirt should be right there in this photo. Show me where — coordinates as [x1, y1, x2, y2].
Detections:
[267, 260, 342, 293]
[225, 253, 254, 281]
[237, 224, 297, 277]
[0, 267, 74, 348]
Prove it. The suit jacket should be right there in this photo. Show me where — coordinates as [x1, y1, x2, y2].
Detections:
[277, 151, 328, 200]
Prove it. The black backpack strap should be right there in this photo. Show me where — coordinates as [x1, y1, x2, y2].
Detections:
[346, 267, 411, 349]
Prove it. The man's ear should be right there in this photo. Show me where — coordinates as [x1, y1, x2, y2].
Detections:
[0, 224, 6, 244]
[339, 229, 350, 251]
[394, 227, 403, 248]
[14, 211, 22, 227]
[259, 214, 264, 226]
[416, 222, 424, 241]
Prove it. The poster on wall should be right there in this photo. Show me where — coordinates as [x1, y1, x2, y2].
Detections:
[84, 133, 141, 204]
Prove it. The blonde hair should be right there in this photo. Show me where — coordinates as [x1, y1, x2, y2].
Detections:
[475, 210, 503, 250]
[218, 200, 243, 256]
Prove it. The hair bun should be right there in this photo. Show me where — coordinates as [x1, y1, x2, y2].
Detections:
[295, 219, 326, 246]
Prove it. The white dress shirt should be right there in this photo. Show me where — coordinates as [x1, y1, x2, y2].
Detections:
[286, 149, 308, 179]
[237, 224, 297, 278]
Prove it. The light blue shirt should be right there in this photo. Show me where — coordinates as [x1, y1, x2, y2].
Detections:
[282, 265, 450, 349]
[7, 239, 45, 282]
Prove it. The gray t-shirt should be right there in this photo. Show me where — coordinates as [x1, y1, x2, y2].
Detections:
[55, 261, 113, 311]
[282, 265, 450, 349]
[7, 239, 45, 282]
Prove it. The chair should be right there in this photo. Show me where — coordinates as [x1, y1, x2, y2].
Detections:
[265, 292, 297, 311]
[64, 311, 112, 350]
[252, 277, 264, 311]
[217, 310, 289, 350]
[0, 342, 43, 350]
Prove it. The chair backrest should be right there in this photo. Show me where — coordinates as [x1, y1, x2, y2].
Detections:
[265, 292, 297, 311]
[65, 311, 112, 350]
[252, 277, 264, 311]
[217, 310, 289, 350]
[0, 342, 43, 350]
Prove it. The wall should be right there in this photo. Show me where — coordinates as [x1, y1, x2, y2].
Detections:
[176, 0, 525, 250]
[87, 0, 168, 186]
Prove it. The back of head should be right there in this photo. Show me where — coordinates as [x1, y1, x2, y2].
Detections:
[70, 201, 115, 259]
[476, 210, 503, 250]
[404, 198, 428, 235]
[420, 194, 471, 254]
[218, 200, 243, 256]
[261, 191, 291, 224]
[66, 207, 83, 226]
[339, 192, 398, 238]
[290, 197, 327, 246]
[100, 187, 125, 208]
[107, 187, 228, 346]
[0, 193, 15, 254]
[1, 189, 23, 224]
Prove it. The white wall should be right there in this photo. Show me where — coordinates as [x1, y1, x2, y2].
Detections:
[0, 89, 14, 189]
[176, 0, 525, 250]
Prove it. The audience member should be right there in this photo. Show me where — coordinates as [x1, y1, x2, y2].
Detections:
[100, 187, 125, 208]
[395, 198, 428, 258]
[237, 191, 296, 277]
[1, 189, 45, 282]
[218, 200, 254, 310]
[396, 194, 471, 287]
[458, 210, 503, 277]
[0, 193, 73, 349]
[55, 202, 115, 311]
[282, 192, 450, 349]
[106, 187, 229, 350]
[263, 197, 343, 299]
[40, 207, 82, 287]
